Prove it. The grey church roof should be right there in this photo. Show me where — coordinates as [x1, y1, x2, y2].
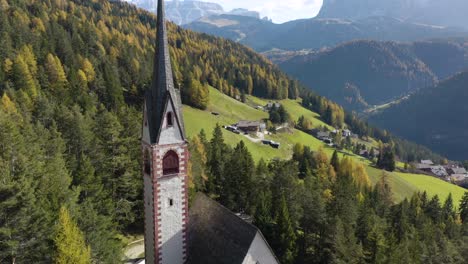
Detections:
[187, 194, 262, 264]
[146, 0, 185, 144]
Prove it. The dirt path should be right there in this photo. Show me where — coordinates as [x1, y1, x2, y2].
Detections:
[124, 239, 145, 262]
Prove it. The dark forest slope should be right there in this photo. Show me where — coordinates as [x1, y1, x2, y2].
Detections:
[279, 40, 437, 110]
[369, 71, 468, 160]
[278, 39, 468, 111]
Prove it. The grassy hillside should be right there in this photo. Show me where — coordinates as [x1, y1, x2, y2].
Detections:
[184, 87, 466, 202]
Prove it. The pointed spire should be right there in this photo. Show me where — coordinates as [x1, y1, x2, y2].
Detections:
[146, 0, 185, 144]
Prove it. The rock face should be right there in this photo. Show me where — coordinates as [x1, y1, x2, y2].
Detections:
[318, 0, 468, 29]
[226, 8, 260, 19]
[124, 0, 259, 25]
[186, 15, 467, 52]
[166, 0, 224, 25]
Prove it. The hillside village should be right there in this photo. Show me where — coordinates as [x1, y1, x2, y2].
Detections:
[414, 160, 468, 186]
[214, 99, 468, 189]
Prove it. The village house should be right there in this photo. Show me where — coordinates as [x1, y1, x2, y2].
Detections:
[342, 129, 352, 137]
[265, 102, 281, 110]
[415, 163, 432, 171]
[316, 131, 330, 140]
[430, 165, 449, 177]
[446, 166, 467, 175]
[236, 120, 266, 133]
[450, 174, 468, 183]
[421, 160, 434, 165]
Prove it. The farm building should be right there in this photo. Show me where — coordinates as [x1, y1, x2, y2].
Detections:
[236, 120, 266, 133]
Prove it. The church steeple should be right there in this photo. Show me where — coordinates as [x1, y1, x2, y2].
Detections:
[142, 1, 189, 263]
[145, 0, 185, 144]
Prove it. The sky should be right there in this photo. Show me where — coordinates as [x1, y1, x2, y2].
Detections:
[199, 0, 324, 23]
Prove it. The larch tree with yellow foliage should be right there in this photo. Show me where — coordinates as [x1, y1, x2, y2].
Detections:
[54, 207, 91, 264]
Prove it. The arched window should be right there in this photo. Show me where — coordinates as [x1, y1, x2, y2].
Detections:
[144, 149, 151, 175]
[166, 112, 173, 127]
[163, 150, 179, 175]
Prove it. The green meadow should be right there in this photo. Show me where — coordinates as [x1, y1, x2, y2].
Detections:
[183, 87, 467, 203]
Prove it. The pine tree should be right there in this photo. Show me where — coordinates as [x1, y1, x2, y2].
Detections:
[13, 54, 38, 99]
[206, 124, 228, 197]
[373, 172, 394, 217]
[55, 206, 91, 264]
[221, 141, 254, 213]
[274, 194, 297, 264]
[377, 147, 396, 172]
[460, 192, 468, 223]
[254, 191, 274, 240]
[45, 53, 68, 93]
[331, 149, 340, 171]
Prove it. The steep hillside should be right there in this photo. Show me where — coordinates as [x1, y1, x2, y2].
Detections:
[186, 15, 467, 52]
[277, 39, 468, 111]
[411, 39, 468, 79]
[279, 40, 437, 110]
[369, 71, 468, 160]
[318, 0, 468, 29]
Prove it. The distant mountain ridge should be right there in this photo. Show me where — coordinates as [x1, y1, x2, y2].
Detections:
[123, 0, 259, 25]
[368, 71, 468, 160]
[318, 0, 468, 29]
[276, 39, 468, 111]
[186, 15, 468, 52]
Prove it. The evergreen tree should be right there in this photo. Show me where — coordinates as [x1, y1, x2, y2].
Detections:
[206, 124, 228, 197]
[377, 147, 396, 172]
[273, 194, 297, 264]
[55, 207, 91, 264]
[331, 149, 340, 171]
[13, 54, 38, 99]
[221, 141, 255, 213]
[254, 191, 274, 241]
[460, 192, 468, 223]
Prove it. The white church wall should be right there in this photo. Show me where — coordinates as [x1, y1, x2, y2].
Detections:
[242, 232, 279, 264]
[157, 174, 185, 263]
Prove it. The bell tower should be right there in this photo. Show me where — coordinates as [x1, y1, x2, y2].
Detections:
[142, 0, 188, 263]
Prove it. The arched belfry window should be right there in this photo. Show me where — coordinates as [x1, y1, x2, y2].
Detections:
[163, 150, 179, 175]
[166, 112, 173, 127]
[144, 149, 151, 175]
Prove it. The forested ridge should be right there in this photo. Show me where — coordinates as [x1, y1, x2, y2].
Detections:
[0, 0, 465, 263]
[192, 126, 468, 264]
[279, 39, 468, 111]
[370, 71, 468, 161]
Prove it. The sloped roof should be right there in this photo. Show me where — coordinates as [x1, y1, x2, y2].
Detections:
[451, 167, 467, 175]
[187, 193, 259, 264]
[237, 120, 264, 127]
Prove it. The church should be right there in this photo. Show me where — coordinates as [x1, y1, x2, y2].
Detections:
[139, 1, 278, 263]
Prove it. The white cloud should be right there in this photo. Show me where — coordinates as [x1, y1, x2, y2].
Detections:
[201, 0, 323, 23]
